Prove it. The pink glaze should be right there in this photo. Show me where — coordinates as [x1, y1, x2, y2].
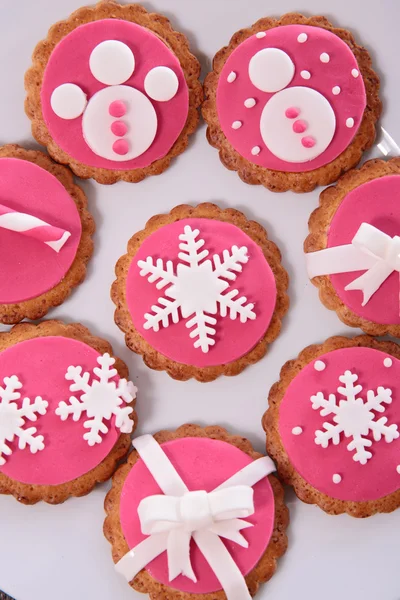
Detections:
[0, 158, 81, 304]
[111, 120, 128, 136]
[0, 336, 121, 485]
[301, 135, 316, 148]
[126, 218, 277, 368]
[112, 139, 129, 155]
[285, 106, 300, 119]
[217, 24, 366, 172]
[41, 19, 189, 170]
[328, 175, 400, 324]
[109, 100, 126, 117]
[279, 347, 400, 501]
[293, 119, 307, 133]
[120, 437, 275, 593]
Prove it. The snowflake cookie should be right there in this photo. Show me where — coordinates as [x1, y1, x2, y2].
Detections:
[112, 205, 289, 381]
[203, 14, 381, 192]
[25, 3, 202, 184]
[264, 337, 400, 517]
[0, 321, 136, 504]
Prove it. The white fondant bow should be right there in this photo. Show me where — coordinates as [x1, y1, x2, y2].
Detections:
[306, 222, 400, 306]
[115, 435, 275, 600]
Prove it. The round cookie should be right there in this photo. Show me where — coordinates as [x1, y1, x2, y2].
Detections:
[112, 203, 289, 382]
[104, 424, 288, 599]
[0, 320, 137, 504]
[305, 157, 400, 336]
[0, 145, 94, 324]
[203, 13, 381, 192]
[263, 335, 400, 517]
[25, 2, 202, 184]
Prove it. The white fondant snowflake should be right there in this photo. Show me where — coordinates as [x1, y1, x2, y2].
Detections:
[0, 375, 48, 465]
[311, 370, 399, 465]
[138, 225, 256, 353]
[55, 353, 136, 446]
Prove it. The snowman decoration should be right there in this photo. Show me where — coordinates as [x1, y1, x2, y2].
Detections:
[50, 40, 179, 161]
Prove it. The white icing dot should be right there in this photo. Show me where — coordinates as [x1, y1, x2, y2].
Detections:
[297, 33, 308, 43]
[244, 98, 256, 108]
[314, 360, 326, 372]
[320, 52, 330, 63]
[384, 357, 393, 368]
[50, 83, 87, 120]
[332, 474, 342, 484]
[232, 120, 242, 130]
[251, 146, 261, 155]
[227, 71, 237, 83]
[352, 68, 359, 78]
[292, 426, 303, 436]
[248, 48, 295, 93]
[256, 32, 266, 38]
[332, 86, 341, 95]
[300, 70, 311, 80]
[144, 66, 179, 102]
[90, 40, 135, 85]
[397, 465, 400, 474]
[346, 117, 355, 128]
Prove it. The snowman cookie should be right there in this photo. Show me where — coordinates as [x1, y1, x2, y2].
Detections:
[104, 425, 288, 600]
[203, 13, 381, 192]
[25, 2, 202, 184]
[0, 145, 94, 324]
[263, 335, 400, 517]
[112, 203, 289, 382]
[0, 320, 137, 504]
[305, 157, 400, 336]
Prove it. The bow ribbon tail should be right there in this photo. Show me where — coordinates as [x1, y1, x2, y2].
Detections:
[194, 530, 252, 600]
[115, 532, 169, 582]
[344, 259, 393, 306]
[210, 519, 253, 547]
[167, 529, 197, 583]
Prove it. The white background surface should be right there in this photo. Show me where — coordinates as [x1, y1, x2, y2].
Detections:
[0, 1, 400, 599]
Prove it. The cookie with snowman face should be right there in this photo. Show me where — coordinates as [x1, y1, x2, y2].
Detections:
[203, 13, 381, 193]
[25, 2, 202, 184]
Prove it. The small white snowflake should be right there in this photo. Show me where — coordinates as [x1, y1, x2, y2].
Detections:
[0, 375, 48, 465]
[310, 370, 399, 465]
[55, 353, 136, 446]
[137, 225, 256, 353]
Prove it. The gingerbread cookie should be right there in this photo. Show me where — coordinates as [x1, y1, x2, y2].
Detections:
[305, 158, 400, 336]
[25, 1, 202, 184]
[112, 203, 289, 382]
[104, 425, 288, 600]
[203, 13, 381, 192]
[263, 335, 400, 517]
[0, 320, 137, 504]
[0, 145, 94, 324]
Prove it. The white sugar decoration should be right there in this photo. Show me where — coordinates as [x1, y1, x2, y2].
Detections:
[0, 375, 48, 465]
[320, 53, 330, 63]
[332, 86, 341, 95]
[314, 360, 326, 372]
[332, 473, 342, 484]
[300, 70, 311, 80]
[137, 225, 256, 353]
[311, 370, 399, 465]
[292, 426, 303, 436]
[352, 68, 359, 78]
[251, 146, 261, 155]
[384, 357, 393, 368]
[55, 353, 136, 446]
[227, 71, 237, 83]
[256, 32, 266, 38]
[346, 117, 355, 128]
[397, 465, 400, 474]
[244, 98, 256, 108]
[297, 33, 308, 43]
[232, 120, 242, 130]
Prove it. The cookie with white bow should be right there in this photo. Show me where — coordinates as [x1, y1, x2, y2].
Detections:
[305, 157, 400, 336]
[104, 425, 288, 600]
[203, 13, 381, 193]
[25, 1, 202, 184]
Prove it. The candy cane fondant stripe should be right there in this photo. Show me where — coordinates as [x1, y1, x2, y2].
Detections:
[0, 202, 71, 252]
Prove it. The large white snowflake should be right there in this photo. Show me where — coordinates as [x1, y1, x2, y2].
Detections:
[137, 225, 256, 353]
[310, 370, 399, 465]
[55, 353, 136, 446]
[0, 375, 48, 465]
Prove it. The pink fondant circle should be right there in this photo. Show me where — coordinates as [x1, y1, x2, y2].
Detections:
[0, 336, 121, 485]
[120, 437, 275, 593]
[0, 158, 81, 304]
[279, 347, 400, 501]
[41, 19, 189, 170]
[111, 120, 128, 136]
[328, 175, 400, 324]
[217, 24, 366, 172]
[126, 218, 277, 368]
